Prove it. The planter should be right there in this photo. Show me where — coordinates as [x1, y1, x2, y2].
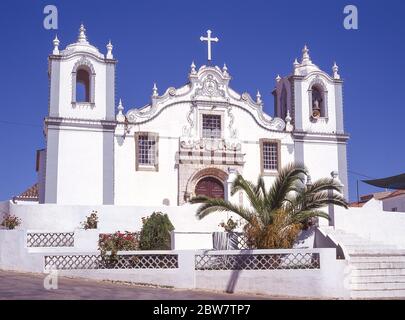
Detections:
[212, 232, 241, 250]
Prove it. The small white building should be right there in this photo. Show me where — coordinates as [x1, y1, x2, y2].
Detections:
[29, 25, 349, 207]
[352, 190, 405, 213]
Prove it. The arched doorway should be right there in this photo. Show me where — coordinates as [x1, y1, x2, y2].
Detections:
[195, 176, 225, 199]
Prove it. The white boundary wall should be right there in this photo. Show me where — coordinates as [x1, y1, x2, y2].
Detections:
[334, 200, 405, 248]
[9, 203, 240, 233]
[0, 229, 349, 299]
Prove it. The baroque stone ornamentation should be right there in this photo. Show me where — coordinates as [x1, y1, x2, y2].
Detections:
[180, 138, 241, 152]
[195, 75, 225, 98]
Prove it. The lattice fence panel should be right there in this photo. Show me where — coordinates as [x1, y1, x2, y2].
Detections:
[44, 254, 178, 270]
[27, 232, 74, 247]
[195, 252, 320, 270]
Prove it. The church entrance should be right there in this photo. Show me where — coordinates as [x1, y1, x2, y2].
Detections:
[195, 177, 224, 199]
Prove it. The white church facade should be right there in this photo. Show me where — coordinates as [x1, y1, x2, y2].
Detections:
[34, 25, 349, 207]
[7, 25, 405, 300]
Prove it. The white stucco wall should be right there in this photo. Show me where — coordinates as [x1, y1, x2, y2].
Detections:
[382, 195, 405, 213]
[9, 203, 241, 234]
[302, 141, 339, 182]
[56, 128, 105, 205]
[334, 200, 405, 248]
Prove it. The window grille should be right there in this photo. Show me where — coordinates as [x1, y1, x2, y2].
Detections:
[202, 114, 221, 139]
[263, 142, 278, 171]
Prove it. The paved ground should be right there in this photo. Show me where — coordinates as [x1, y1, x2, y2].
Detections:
[0, 270, 275, 300]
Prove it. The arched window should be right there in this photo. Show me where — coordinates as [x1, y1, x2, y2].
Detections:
[71, 58, 95, 105]
[76, 68, 90, 102]
[311, 85, 325, 118]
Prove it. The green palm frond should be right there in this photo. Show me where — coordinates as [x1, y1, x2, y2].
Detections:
[265, 163, 307, 210]
[230, 174, 265, 213]
[191, 196, 257, 222]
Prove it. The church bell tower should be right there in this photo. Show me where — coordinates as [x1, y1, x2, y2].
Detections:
[273, 45, 349, 198]
[43, 25, 116, 205]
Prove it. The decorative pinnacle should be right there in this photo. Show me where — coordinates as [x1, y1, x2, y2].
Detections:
[285, 110, 292, 123]
[78, 23, 88, 43]
[276, 74, 281, 82]
[53, 35, 60, 54]
[293, 58, 299, 67]
[117, 98, 124, 111]
[222, 63, 229, 76]
[106, 40, 113, 59]
[116, 99, 125, 123]
[256, 90, 262, 104]
[306, 175, 313, 187]
[152, 83, 158, 97]
[302, 44, 311, 63]
[332, 61, 340, 79]
[190, 61, 196, 74]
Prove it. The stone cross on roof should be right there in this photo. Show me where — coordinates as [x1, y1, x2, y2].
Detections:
[200, 30, 219, 62]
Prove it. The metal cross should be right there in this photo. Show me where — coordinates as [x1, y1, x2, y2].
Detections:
[200, 30, 219, 62]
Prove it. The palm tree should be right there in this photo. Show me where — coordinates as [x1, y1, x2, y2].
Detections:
[190, 163, 348, 249]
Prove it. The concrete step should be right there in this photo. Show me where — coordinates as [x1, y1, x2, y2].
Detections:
[351, 281, 405, 290]
[351, 256, 405, 263]
[348, 248, 401, 255]
[351, 275, 405, 284]
[351, 289, 405, 299]
[352, 268, 405, 277]
[351, 262, 405, 269]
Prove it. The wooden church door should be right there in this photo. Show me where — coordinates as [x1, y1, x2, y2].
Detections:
[195, 177, 224, 199]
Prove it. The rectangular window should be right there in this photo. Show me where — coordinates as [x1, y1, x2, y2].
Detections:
[260, 139, 280, 174]
[202, 114, 221, 139]
[135, 133, 159, 171]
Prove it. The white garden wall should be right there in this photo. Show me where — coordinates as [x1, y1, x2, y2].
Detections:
[334, 200, 405, 248]
[9, 202, 240, 234]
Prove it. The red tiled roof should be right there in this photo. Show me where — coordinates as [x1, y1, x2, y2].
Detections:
[14, 183, 39, 201]
[380, 190, 405, 200]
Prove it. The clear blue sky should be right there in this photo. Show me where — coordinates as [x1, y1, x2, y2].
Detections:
[0, 0, 403, 202]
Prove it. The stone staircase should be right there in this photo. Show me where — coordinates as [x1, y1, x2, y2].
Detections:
[321, 228, 405, 299]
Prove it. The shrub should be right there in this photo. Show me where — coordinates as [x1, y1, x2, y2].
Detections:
[244, 210, 302, 249]
[139, 212, 174, 250]
[1, 214, 21, 230]
[81, 210, 98, 230]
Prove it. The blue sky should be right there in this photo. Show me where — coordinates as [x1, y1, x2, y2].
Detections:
[0, 0, 403, 202]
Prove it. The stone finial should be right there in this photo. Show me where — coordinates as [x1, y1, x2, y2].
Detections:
[332, 61, 340, 79]
[293, 58, 300, 75]
[285, 110, 294, 132]
[106, 40, 113, 59]
[190, 61, 197, 74]
[302, 44, 311, 64]
[152, 83, 159, 98]
[78, 23, 88, 43]
[306, 174, 313, 187]
[276, 74, 281, 83]
[256, 90, 262, 104]
[222, 63, 229, 76]
[116, 99, 125, 122]
[331, 171, 344, 189]
[52, 35, 60, 55]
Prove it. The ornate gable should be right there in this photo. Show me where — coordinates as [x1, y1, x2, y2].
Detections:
[125, 64, 286, 132]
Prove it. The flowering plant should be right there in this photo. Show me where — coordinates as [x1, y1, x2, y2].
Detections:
[219, 218, 239, 232]
[98, 231, 139, 264]
[1, 214, 21, 230]
[81, 211, 98, 230]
